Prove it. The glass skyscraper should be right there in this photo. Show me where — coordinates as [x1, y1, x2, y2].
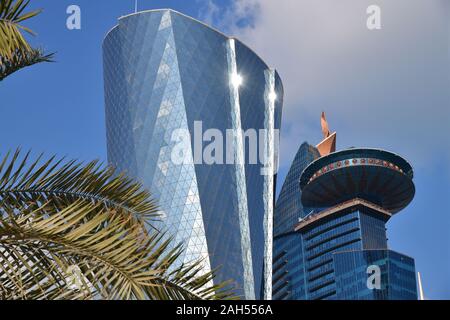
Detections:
[273, 117, 417, 300]
[272, 143, 319, 299]
[103, 9, 283, 299]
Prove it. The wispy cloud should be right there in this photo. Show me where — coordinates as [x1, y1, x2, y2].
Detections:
[199, 0, 450, 170]
[198, 0, 260, 31]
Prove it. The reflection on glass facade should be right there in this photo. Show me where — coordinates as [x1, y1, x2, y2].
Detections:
[299, 207, 390, 300]
[273, 140, 417, 300]
[103, 9, 283, 299]
[334, 250, 417, 300]
[272, 232, 307, 299]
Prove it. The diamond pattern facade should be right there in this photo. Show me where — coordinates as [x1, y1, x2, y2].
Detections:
[103, 9, 283, 299]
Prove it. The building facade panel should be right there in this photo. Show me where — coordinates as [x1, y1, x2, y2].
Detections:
[334, 250, 417, 300]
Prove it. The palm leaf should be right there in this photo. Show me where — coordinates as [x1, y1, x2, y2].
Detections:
[0, 149, 160, 229]
[0, 0, 53, 80]
[0, 47, 53, 80]
[0, 0, 40, 58]
[0, 150, 236, 300]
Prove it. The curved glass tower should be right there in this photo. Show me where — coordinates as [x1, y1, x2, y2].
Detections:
[103, 9, 283, 299]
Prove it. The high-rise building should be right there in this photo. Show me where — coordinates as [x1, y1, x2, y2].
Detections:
[273, 114, 417, 300]
[103, 9, 283, 299]
[272, 143, 320, 299]
[272, 113, 329, 300]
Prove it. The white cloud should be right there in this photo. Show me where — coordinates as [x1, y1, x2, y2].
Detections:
[197, 0, 220, 26]
[201, 0, 450, 171]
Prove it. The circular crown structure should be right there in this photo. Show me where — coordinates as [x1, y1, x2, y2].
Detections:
[300, 148, 415, 213]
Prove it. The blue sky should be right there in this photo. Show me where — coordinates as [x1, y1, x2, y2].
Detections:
[1, 0, 449, 299]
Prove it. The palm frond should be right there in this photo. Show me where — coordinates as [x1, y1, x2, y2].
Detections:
[0, 47, 53, 80]
[0, 0, 53, 79]
[0, 150, 236, 300]
[0, 149, 160, 229]
[0, 0, 40, 58]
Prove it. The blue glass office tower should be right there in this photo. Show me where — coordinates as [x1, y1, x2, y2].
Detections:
[272, 143, 319, 299]
[273, 120, 417, 300]
[103, 9, 283, 299]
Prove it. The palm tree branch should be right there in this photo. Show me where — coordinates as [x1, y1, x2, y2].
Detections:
[0, 0, 42, 57]
[0, 0, 52, 80]
[0, 150, 236, 300]
[0, 47, 53, 80]
[0, 150, 161, 229]
[0, 197, 233, 300]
